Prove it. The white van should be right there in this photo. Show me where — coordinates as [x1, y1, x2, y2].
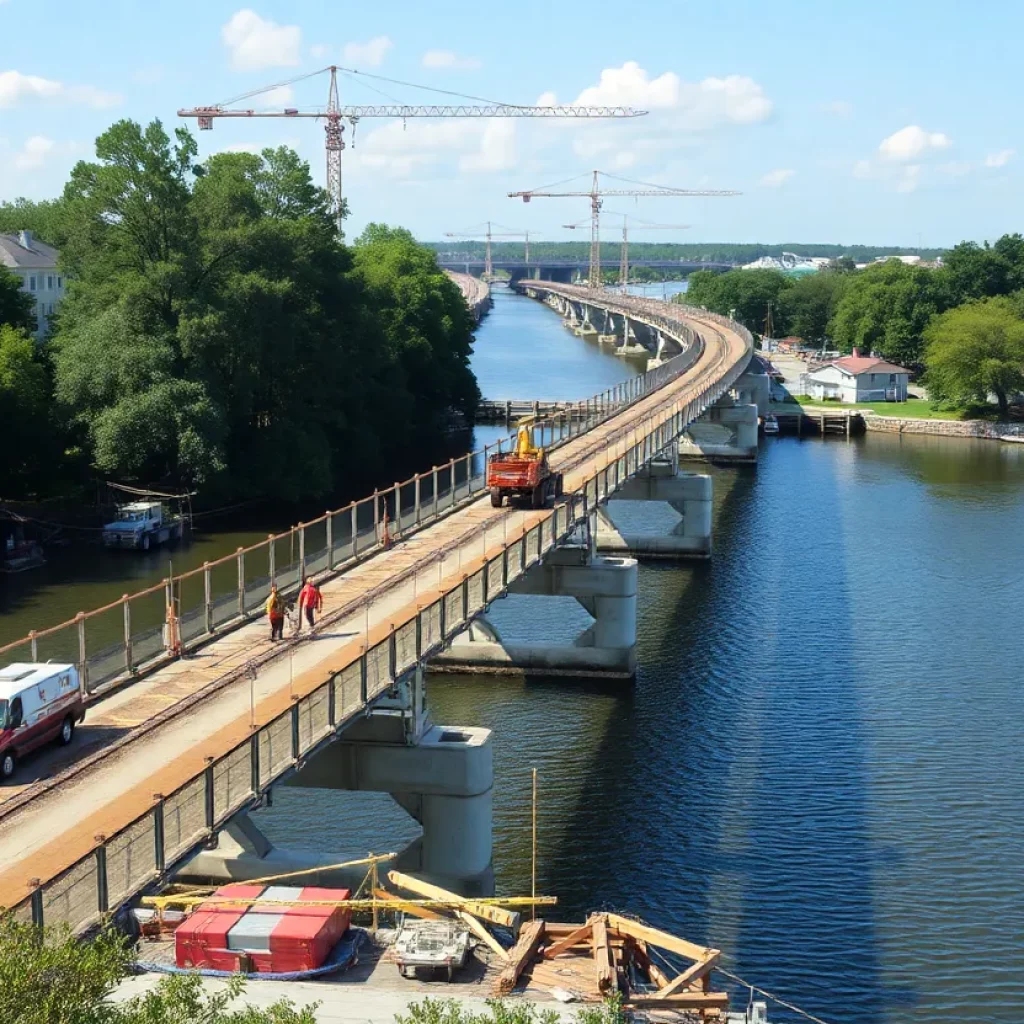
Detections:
[0, 663, 85, 780]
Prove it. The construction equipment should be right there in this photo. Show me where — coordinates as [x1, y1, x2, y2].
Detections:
[180, 68, 646, 233]
[486, 417, 563, 509]
[563, 212, 691, 288]
[511, 170, 739, 289]
[444, 223, 539, 279]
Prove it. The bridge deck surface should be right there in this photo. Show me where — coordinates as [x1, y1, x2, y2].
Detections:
[0, 296, 748, 906]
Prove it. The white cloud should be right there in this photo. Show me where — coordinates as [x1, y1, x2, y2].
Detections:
[985, 148, 1014, 168]
[14, 135, 78, 171]
[896, 165, 921, 193]
[821, 100, 852, 117]
[310, 43, 329, 60]
[422, 50, 481, 71]
[342, 36, 392, 68]
[568, 62, 772, 127]
[459, 120, 515, 172]
[878, 124, 950, 162]
[759, 168, 794, 187]
[0, 70, 120, 109]
[222, 9, 301, 71]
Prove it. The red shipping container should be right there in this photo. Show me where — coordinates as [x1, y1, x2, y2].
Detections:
[174, 884, 351, 974]
[175, 885, 264, 971]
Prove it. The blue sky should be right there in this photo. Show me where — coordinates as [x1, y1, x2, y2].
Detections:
[1, 0, 1020, 246]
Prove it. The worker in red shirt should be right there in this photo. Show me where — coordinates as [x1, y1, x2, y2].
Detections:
[298, 577, 323, 631]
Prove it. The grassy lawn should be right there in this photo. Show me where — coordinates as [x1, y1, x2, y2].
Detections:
[769, 398, 989, 420]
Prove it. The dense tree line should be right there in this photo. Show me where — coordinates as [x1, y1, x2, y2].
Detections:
[682, 236, 1024, 416]
[0, 120, 478, 502]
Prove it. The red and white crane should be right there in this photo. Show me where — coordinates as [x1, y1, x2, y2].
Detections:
[511, 170, 739, 289]
[179, 66, 646, 232]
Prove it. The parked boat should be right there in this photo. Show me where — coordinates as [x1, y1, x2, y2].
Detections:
[763, 413, 780, 435]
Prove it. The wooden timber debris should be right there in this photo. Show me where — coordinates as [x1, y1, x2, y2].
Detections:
[592, 915, 617, 995]
[388, 871, 522, 933]
[493, 920, 546, 995]
[372, 888, 443, 921]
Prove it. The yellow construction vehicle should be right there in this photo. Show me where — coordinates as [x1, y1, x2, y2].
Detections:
[486, 416, 564, 509]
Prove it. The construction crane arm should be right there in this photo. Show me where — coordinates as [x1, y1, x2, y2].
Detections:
[180, 105, 646, 120]
[511, 189, 740, 199]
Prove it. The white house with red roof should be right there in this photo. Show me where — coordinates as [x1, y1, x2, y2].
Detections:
[804, 350, 911, 403]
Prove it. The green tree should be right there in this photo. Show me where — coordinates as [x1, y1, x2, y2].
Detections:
[0, 265, 35, 332]
[0, 325, 54, 494]
[0, 198, 66, 246]
[677, 268, 792, 334]
[779, 271, 851, 344]
[828, 259, 950, 365]
[924, 297, 1024, 417]
[0, 917, 317, 1024]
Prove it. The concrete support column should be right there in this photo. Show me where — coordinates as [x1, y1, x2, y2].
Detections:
[430, 548, 638, 680]
[679, 395, 759, 464]
[596, 462, 713, 559]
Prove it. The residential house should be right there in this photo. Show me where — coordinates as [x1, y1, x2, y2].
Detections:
[804, 352, 911, 403]
[0, 230, 65, 339]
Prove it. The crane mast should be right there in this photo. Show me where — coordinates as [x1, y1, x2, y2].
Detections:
[444, 224, 538, 278]
[512, 171, 738, 289]
[180, 68, 646, 235]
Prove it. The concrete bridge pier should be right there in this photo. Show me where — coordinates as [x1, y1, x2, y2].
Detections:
[430, 546, 638, 680]
[679, 393, 759, 464]
[735, 364, 771, 416]
[179, 667, 495, 895]
[595, 457, 713, 559]
[616, 317, 649, 357]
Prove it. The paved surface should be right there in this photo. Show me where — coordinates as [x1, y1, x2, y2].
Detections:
[0, 292, 749, 908]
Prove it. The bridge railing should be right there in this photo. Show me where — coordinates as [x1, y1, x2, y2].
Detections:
[0, 303, 743, 702]
[9, 300, 751, 933]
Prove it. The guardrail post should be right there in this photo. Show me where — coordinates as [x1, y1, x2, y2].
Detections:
[76, 612, 89, 693]
[415, 611, 423, 660]
[501, 548, 509, 592]
[123, 598, 133, 674]
[291, 701, 300, 762]
[203, 563, 213, 633]
[30, 884, 43, 928]
[392, 482, 400, 535]
[328, 673, 337, 726]
[373, 490, 380, 543]
[29, 630, 38, 662]
[359, 652, 368, 704]
[432, 467, 439, 519]
[350, 504, 358, 559]
[298, 523, 306, 580]
[414, 476, 422, 525]
[462, 576, 469, 622]
[250, 733, 261, 795]
[236, 548, 245, 616]
[153, 800, 166, 874]
[388, 627, 397, 683]
[438, 589, 447, 639]
[449, 459, 456, 507]
[325, 512, 334, 570]
[204, 762, 215, 829]
[95, 843, 108, 913]
[267, 535, 275, 583]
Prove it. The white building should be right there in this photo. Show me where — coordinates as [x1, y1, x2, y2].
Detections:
[0, 230, 65, 338]
[804, 353, 911, 403]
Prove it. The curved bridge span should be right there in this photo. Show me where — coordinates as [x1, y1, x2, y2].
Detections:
[0, 291, 751, 930]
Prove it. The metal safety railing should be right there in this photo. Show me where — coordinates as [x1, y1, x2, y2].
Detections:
[6, 298, 753, 933]
[0, 297, 743, 702]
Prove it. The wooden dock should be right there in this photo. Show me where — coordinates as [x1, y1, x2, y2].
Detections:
[771, 408, 864, 437]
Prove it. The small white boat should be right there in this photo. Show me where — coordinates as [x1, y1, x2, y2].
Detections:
[763, 413, 780, 435]
[393, 919, 471, 980]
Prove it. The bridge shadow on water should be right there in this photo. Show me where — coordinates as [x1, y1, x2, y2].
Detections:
[494, 448, 902, 1022]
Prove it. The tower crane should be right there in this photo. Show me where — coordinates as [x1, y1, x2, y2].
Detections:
[444, 223, 539, 278]
[562, 213, 691, 288]
[179, 66, 646, 233]
[511, 170, 739, 289]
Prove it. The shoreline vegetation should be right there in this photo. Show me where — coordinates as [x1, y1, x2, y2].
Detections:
[0, 121, 480, 509]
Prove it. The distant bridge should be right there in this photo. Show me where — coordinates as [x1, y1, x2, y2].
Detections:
[436, 257, 738, 283]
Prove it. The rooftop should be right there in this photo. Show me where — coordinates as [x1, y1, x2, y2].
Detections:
[823, 355, 911, 376]
[0, 230, 59, 270]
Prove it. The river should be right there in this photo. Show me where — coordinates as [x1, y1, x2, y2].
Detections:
[6, 282, 1024, 1022]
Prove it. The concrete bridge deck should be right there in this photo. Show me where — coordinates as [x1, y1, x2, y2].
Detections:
[0, 289, 751, 924]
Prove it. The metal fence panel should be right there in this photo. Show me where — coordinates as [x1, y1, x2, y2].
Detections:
[421, 599, 443, 653]
[444, 588, 464, 633]
[42, 857, 98, 932]
[259, 714, 293, 787]
[213, 745, 252, 824]
[486, 556, 503, 600]
[298, 684, 331, 755]
[333, 663, 362, 721]
[365, 641, 391, 699]
[105, 814, 157, 908]
[163, 776, 208, 862]
[467, 569, 485, 616]
[394, 621, 417, 674]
